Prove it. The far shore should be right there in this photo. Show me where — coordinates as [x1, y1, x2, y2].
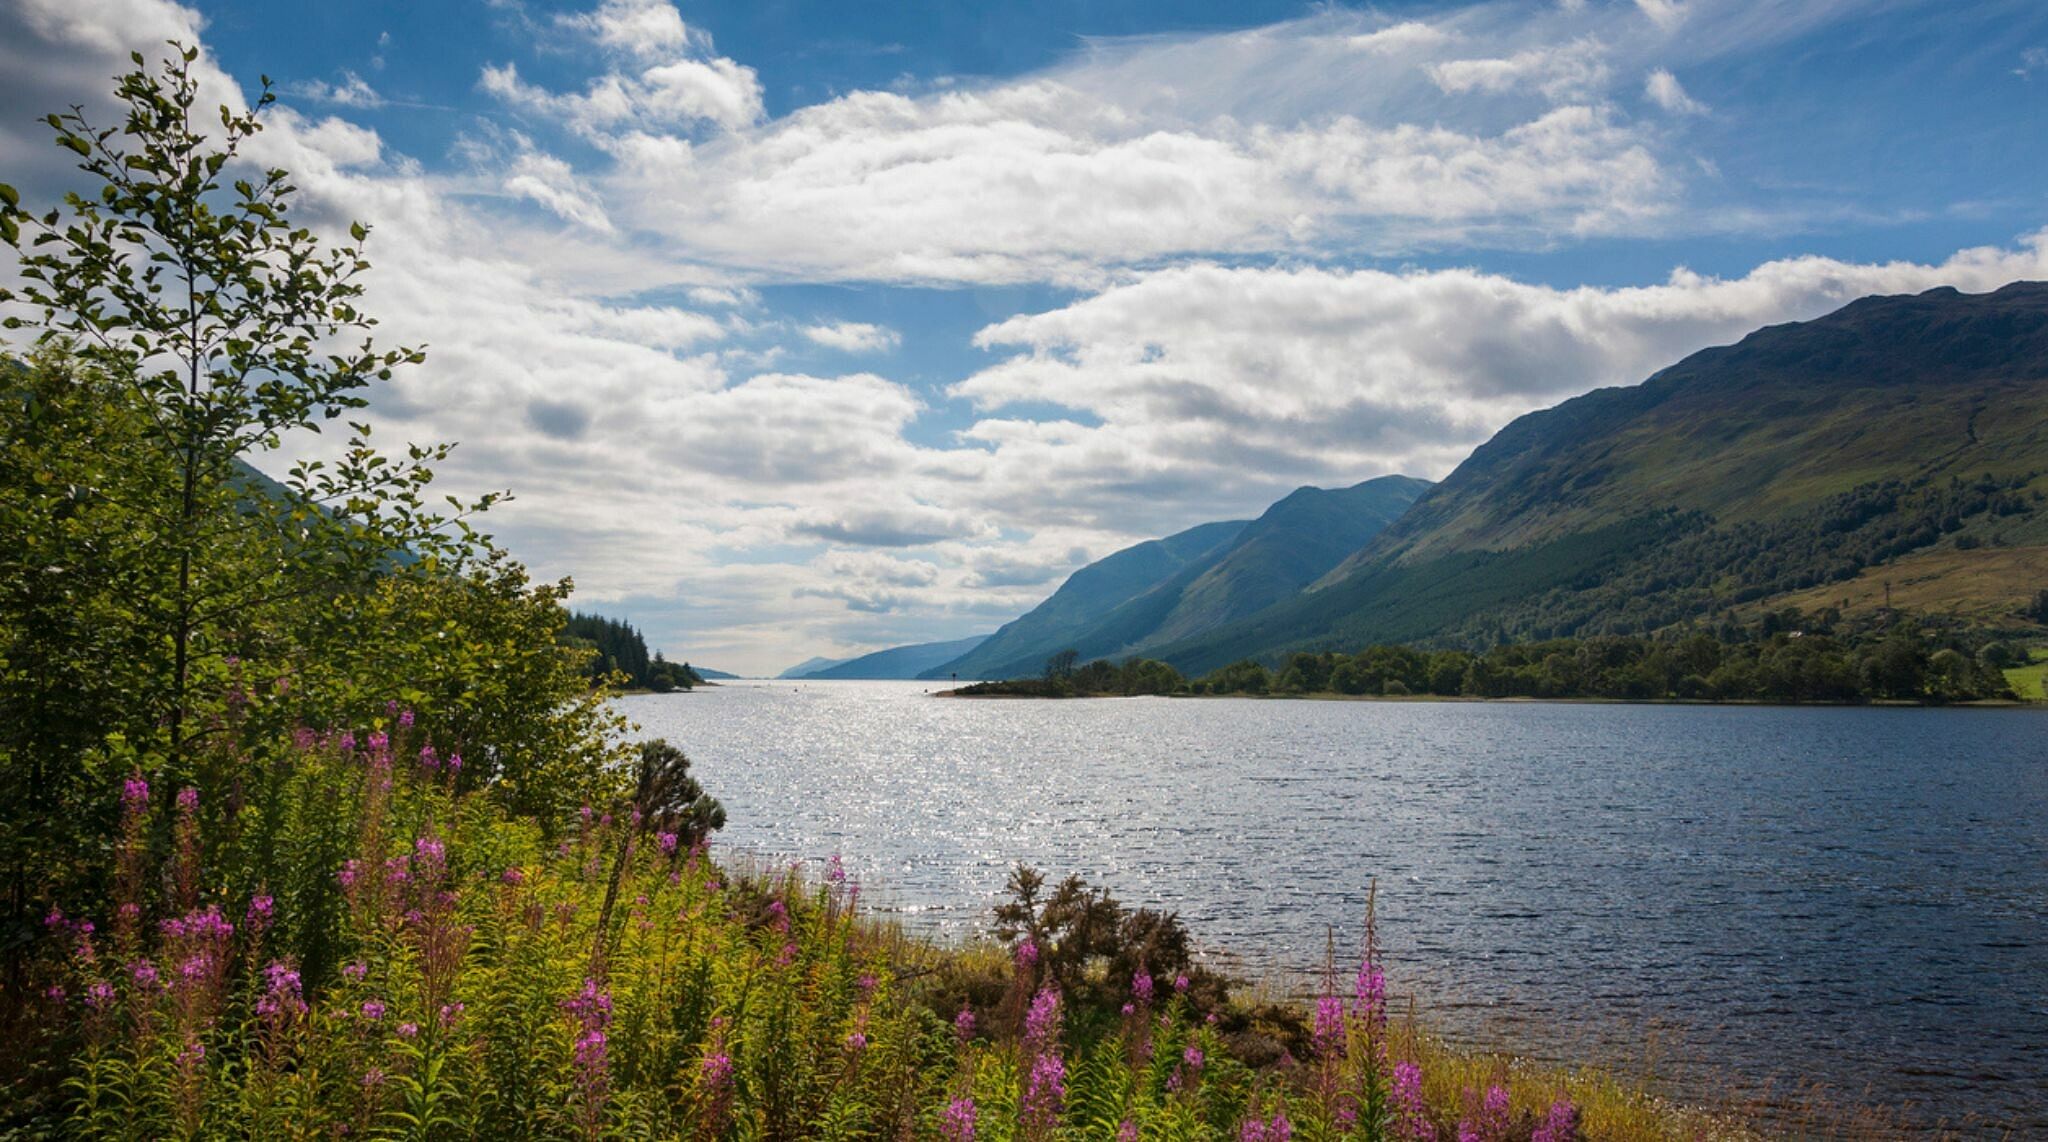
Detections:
[932, 686, 2038, 709]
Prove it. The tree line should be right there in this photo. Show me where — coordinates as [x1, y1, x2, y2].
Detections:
[958, 608, 2023, 704]
[561, 611, 702, 691]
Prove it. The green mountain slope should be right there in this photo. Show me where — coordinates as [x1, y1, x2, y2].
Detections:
[797, 635, 990, 680]
[1158, 283, 2048, 673]
[926, 519, 1247, 681]
[928, 476, 1429, 680]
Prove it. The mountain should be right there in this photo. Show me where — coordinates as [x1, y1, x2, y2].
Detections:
[778, 656, 850, 679]
[926, 475, 1430, 680]
[923, 519, 1249, 680]
[687, 666, 741, 680]
[796, 635, 990, 680]
[1156, 284, 2048, 672]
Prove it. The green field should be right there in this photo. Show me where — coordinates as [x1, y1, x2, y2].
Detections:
[2004, 649, 2048, 700]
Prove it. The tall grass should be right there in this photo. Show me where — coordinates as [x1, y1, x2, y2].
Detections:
[21, 720, 1768, 1139]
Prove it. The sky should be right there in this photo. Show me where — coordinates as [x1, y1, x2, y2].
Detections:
[3, 0, 2047, 675]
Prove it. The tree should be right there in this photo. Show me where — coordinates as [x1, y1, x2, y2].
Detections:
[0, 46, 494, 766]
[1044, 648, 1079, 681]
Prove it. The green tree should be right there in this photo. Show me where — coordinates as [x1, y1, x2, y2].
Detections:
[0, 47, 493, 765]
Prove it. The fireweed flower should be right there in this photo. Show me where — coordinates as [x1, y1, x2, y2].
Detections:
[1531, 1096, 1581, 1142]
[940, 1096, 977, 1142]
[1116, 1121, 1138, 1142]
[1457, 1084, 1511, 1142]
[1132, 970, 1155, 1005]
[954, 1007, 976, 1043]
[1022, 986, 1061, 1054]
[246, 894, 274, 933]
[397, 1022, 419, 1039]
[342, 961, 368, 982]
[1314, 993, 1346, 1060]
[658, 831, 678, 855]
[122, 774, 150, 811]
[1393, 1062, 1432, 1142]
[1022, 1051, 1066, 1133]
[175, 787, 199, 813]
[501, 866, 525, 886]
[1174, 973, 1190, 993]
[1015, 940, 1038, 971]
[361, 999, 387, 1020]
[1241, 1113, 1294, 1142]
[131, 960, 160, 989]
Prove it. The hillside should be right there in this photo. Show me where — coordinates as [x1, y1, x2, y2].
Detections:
[777, 655, 850, 679]
[926, 519, 1249, 680]
[1156, 284, 2048, 673]
[795, 634, 989, 679]
[927, 476, 1429, 680]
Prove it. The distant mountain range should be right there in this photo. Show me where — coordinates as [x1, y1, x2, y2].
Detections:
[792, 635, 990, 680]
[922, 476, 1430, 680]
[688, 666, 741, 680]
[777, 656, 850, 679]
[793, 284, 2048, 683]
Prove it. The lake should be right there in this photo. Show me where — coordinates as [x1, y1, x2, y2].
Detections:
[621, 682, 2048, 1132]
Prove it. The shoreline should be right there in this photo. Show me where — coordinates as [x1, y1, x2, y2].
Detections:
[932, 685, 2039, 709]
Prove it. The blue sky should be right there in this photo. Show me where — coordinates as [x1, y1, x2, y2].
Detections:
[4, 0, 2048, 673]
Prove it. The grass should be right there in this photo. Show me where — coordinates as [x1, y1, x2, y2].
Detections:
[2003, 648, 2048, 699]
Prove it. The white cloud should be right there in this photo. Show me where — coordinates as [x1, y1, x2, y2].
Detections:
[802, 321, 900, 353]
[481, 53, 762, 136]
[289, 70, 383, 108]
[1634, 0, 1689, 32]
[1429, 40, 1609, 101]
[1644, 68, 1706, 114]
[1344, 21, 1454, 55]
[504, 146, 616, 231]
[558, 0, 693, 59]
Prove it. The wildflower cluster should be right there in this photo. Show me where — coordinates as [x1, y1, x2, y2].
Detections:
[26, 722, 1617, 1140]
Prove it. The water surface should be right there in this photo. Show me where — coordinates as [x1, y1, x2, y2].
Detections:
[622, 683, 2048, 1130]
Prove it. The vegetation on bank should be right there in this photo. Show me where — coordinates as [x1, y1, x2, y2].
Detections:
[949, 609, 2029, 704]
[562, 613, 705, 693]
[15, 720, 1754, 1140]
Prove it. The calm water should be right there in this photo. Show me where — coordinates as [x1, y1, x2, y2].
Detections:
[621, 683, 2048, 1131]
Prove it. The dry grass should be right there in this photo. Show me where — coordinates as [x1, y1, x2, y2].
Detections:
[1753, 544, 2048, 626]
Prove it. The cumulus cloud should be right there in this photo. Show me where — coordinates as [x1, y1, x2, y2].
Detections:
[481, 54, 762, 136]
[558, 0, 694, 60]
[802, 321, 901, 353]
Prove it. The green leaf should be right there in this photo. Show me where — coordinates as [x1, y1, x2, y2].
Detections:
[349, 221, 367, 242]
[58, 135, 91, 157]
[0, 183, 17, 209]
